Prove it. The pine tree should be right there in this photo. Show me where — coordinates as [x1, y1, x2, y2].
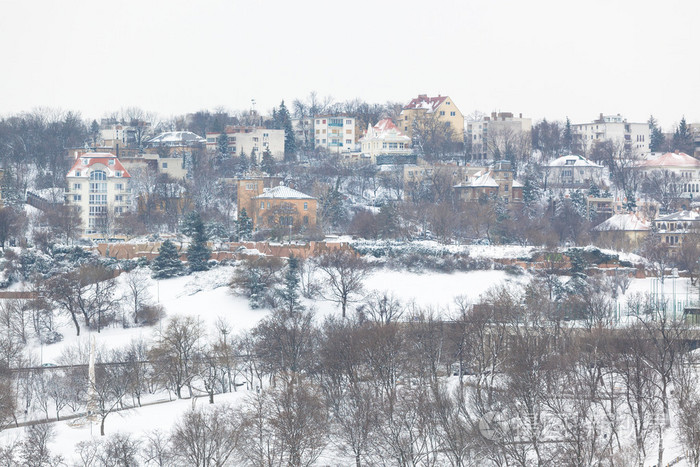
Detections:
[277, 100, 297, 161]
[587, 183, 601, 198]
[570, 189, 587, 218]
[237, 208, 253, 240]
[186, 213, 211, 272]
[623, 189, 637, 212]
[648, 115, 666, 153]
[673, 116, 694, 155]
[239, 150, 249, 173]
[250, 147, 258, 168]
[217, 132, 229, 160]
[563, 117, 573, 154]
[277, 255, 304, 314]
[261, 148, 276, 174]
[181, 211, 200, 237]
[151, 240, 184, 279]
[90, 120, 100, 150]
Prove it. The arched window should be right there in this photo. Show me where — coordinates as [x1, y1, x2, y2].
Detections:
[90, 170, 106, 181]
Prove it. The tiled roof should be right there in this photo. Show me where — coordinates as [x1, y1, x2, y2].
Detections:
[67, 153, 131, 178]
[638, 152, 700, 168]
[253, 185, 314, 200]
[403, 95, 448, 113]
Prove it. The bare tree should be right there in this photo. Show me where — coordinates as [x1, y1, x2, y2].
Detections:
[123, 268, 152, 325]
[171, 405, 242, 467]
[317, 250, 370, 318]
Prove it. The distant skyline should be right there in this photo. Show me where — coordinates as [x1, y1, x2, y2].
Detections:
[1, 0, 698, 130]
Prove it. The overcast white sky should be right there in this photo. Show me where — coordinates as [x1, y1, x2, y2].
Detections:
[1, 0, 698, 130]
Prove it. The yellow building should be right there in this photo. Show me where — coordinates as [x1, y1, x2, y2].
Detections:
[398, 94, 464, 143]
[251, 185, 317, 231]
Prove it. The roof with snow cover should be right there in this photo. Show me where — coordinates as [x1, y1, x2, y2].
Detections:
[548, 154, 604, 168]
[403, 95, 448, 113]
[67, 152, 131, 178]
[594, 213, 650, 232]
[253, 185, 315, 200]
[638, 152, 700, 169]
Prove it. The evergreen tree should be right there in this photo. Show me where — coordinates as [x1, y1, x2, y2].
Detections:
[276, 255, 304, 314]
[587, 183, 601, 198]
[570, 189, 587, 218]
[623, 189, 637, 212]
[563, 117, 573, 154]
[239, 150, 249, 173]
[648, 115, 666, 153]
[250, 147, 258, 168]
[186, 213, 211, 272]
[181, 211, 200, 237]
[151, 240, 184, 279]
[522, 176, 542, 217]
[319, 178, 347, 231]
[217, 132, 229, 160]
[237, 208, 253, 240]
[673, 116, 694, 155]
[248, 268, 265, 309]
[90, 119, 100, 150]
[261, 148, 276, 174]
[277, 100, 297, 161]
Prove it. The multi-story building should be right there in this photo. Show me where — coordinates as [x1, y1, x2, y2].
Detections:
[251, 185, 317, 231]
[236, 176, 284, 219]
[65, 152, 131, 237]
[572, 113, 649, 155]
[453, 160, 523, 203]
[291, 117, 314, 151]
[637, 151, 700, 202]
[398, 94, 464, 143]
[206, 126, 285, 160]
[653, 210, 700, 247]
[360, 119, 412, 163]
[99, 119, 153, 157]
[466, 112, 532, 160]
[545, 154, 606, 188]
[313, 116, 356, 153]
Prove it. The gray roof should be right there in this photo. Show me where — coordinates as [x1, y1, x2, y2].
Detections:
[253, 185, 314, 200]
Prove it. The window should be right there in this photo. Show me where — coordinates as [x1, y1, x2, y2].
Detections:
[246, 183, 256, 190]
[450, 111, 456, 116]
[304, 202, 308, 210]
[253, 137, 259, 142]
[75, 171, 81, 177]
[263, 133, 269, 138]
[346, 119, 352, 124]
[440, 111, 445, 116]
[346, 129, 352, 134]
[322, 139, 326, 144]
[90, 170, 106, 181]
[261, 201, 265, 209]
[115, 195, 123, 202]
[109, 159, 115, 166]
[73, 183, 81, 191]
[316, 129, 320, 134]
[404, 127, 408, 131]
[115, 171, 122, 177]
[267, 202, 270, 208]
[316, 139, 320, 144]
[228, 136, 236, 143]
[114, 207, 123, 214]
[404, 116, 408, 121]
[74, 195, 81, 201]
[115, 183, 123, 191]
[322, 129, 326, 134]
[162, 162, 168, 168]
[346, 139, 351, 144]
[322, 119, 326, 124]
[446, 101, 450, 105]
[504, 185, 509, 192]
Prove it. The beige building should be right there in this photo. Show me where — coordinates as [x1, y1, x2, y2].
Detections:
[399, 94, 464, 143]
[251, 185, 317, 231]
[313, 116, 356, 153]
[65, 152, 131, 237]
[360, 119, 412, 163]
[206, 126, 285, 160]
[593, 213, 650, 251]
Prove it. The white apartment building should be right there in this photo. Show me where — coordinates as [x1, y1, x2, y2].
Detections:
[313, 116, 356, 153]
[466, 112, 532, 160]
[65, 152, 131, 237]
[360, 119, 412, 163]
[206, 126, 285, 160]
[572, 114, 649, 155]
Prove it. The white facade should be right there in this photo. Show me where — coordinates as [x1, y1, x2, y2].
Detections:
[313, 116, 356, 153]
[360, 119, 412, 163]
[637, 152, 700, 199]
[572, 114, 650, 155]
[466, 112, 532, 160]
[206, 127, 285, 160]
[65, 152, 131, 237]
[545, 154, 606, 187]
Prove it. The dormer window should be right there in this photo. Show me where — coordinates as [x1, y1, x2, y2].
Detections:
[116, 171, 122, 177]
[109, 159, 115, 166]
[82, 158, 88, 165]
[75, 171, 81, 177]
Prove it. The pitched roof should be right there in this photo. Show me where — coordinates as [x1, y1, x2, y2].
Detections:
[654, 210, 700, 222]
[403, 95, 448, 113]
[360, 119, 411, 142]
[67, 153, 131, 178]
[638, 152, 700, 169]
[594, 213, 650, 232]
[253, 185, 314, 200]
[147, 131, 205, 145]
[548, 154, 604, 168]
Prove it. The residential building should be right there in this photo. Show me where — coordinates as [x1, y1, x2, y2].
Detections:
[453, 160, 523, 203]
[360, 119, 412, 163]
[65, 152, 131, 237]
[466, 112, 532, 160]
[637, 151, 700, 203]
[593, 213, 650, 251]
[146, 131, 205, 151]
[251, 185, 317, 231]
[399, 94, 464, 143]
[99, 119, 153, 157]
[313, 116, 356, 153]
[653, 210, 700, 247]
[206, 126, 285, 160]
[236, 176, 284, 219]
[572, 113, 649, 155]
[291, 117, 314, 151]
[545, 154, 606, 188]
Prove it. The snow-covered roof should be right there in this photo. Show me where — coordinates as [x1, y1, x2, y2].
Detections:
[455, 171, 499, 188]
[654, 210, 700, 223]
[594, 213, 651, 232]
[253, 185, 314, 200]
[548, 154, 604, 168]
[403, 95, 448, 113]
[638, 152, 700, 169]
[67, 153, 131, 178]
[147, 131, 205, 146]
[360, 119, 411, 142]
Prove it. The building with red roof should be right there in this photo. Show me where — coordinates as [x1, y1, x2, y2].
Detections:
[360, 119, 412, 163]
[66, 152, 131, 237]
[398, 94, 464, 143]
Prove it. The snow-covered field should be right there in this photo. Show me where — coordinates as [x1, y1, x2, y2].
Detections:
[2, 263, 696, 465]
